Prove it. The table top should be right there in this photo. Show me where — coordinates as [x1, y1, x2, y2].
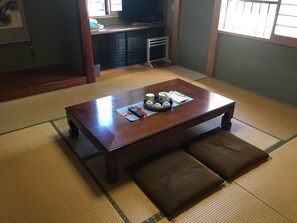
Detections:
[65, 79, 235, 153]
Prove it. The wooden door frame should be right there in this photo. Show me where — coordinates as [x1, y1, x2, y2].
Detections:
[78, 0, 96, 83]
[206, 0, 221, 77]
[171, 0, 180, 64]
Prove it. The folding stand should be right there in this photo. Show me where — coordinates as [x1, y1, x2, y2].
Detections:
[145, 36, 171, 68]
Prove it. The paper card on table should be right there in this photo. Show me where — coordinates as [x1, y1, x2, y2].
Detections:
[170, 91, 193, 104]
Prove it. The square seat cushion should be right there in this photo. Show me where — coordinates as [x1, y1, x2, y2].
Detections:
[182, 128, 270, 181]
[128, 147, 224, 220]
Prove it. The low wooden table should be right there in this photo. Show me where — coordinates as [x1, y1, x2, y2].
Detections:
[65, 79, 235, 184]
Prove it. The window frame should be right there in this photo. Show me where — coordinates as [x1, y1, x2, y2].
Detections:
[270, 0, 297, 48]
[87, 0, 121, 18]
[217, 0, 297, 48]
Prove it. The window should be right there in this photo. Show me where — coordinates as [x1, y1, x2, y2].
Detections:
[274, 0, 297, 38]
[110, 0, 122, 12]
[218, 0, 297, 41]
[88, 0, 122, 17]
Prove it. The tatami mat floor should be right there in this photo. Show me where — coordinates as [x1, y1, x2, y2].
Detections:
[0, 123, 124, 223]
[193, 79, 297, 141]
[0, 65, 296, 222]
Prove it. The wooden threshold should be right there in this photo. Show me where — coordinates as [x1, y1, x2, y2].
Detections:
[0, 64, 87, 102]
[97, 63, 172, 81]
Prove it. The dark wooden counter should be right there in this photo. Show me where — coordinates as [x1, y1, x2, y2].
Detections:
[90, 22, 164, 35]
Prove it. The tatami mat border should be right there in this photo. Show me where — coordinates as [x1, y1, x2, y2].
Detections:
[0, 120, 50, 136]
[233, 117, 283, 141]
[265, 135, 297, 154]
[232, 117, 287, 154]
[50, 121, 131, 223]
[265, 141, 286, 154]
[141, 212, 165, 223]
[232, 117, 296, 154]
[233, 181, 292, 222]
[0, 116, 67, 136]
[81, 151, 102, 162]
[188, 77, 208, 83]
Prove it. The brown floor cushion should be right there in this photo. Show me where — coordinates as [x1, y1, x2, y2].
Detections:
[181, 128, 270, 181]
[128, 147, 224, 220]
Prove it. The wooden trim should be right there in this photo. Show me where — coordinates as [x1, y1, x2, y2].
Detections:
[90, 14, 119, 19]
[109, 11, 119, 16]
[270, 1, 297, 48]
[271, 0, 281, 35]
[219, 30, 297, 49]
[206, 0, 222, 77]
[171, 0, 180, 64]
[78, 0, 96, 83]
[106, 0, 111, 14]
[270, 35, 297, 48]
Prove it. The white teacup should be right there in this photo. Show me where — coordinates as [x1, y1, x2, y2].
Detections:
[158, 92, 171, 103]
[162, 101, 171, 108]
[145, 100, 154, 108]
[145, 93, 155, 102]
[154, 102, 162, 109]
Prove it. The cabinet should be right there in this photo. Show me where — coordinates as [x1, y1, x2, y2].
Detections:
[92, 33, 126, 70]
[91, 24, 164, 70]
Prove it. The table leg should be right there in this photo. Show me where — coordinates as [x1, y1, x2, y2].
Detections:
[105, 155, 119, 184]
[67, 119, 79, 138]
[221, 105, 235, 130]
